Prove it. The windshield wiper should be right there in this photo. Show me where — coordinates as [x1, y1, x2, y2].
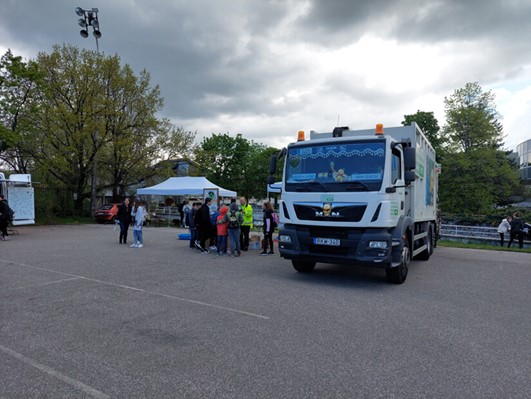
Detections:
[345, 181, 369, 191]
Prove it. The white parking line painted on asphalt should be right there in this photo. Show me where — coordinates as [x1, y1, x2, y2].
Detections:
[0, 344, 110, 399]
[0, 259, 270, 320]
[8, 277, 80, 291]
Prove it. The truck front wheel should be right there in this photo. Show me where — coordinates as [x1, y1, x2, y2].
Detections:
[386, 239, 410, 284]
[292, 260, 316, 273]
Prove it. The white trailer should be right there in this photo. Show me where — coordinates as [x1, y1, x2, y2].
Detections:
[268, 123, 439, 284]
[0, 173, 35, 225]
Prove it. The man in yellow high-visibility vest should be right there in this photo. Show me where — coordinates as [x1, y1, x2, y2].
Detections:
[239, 196, 253, 251]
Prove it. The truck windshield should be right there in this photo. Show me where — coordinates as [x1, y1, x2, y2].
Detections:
[285, 141, 385, 192]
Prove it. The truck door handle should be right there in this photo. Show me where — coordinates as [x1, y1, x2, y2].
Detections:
[401, 201, 404, 210]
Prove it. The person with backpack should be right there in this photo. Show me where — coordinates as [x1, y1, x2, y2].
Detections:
[507, 212, 525, 249]
[223, 202, 243, 257]
[0, 194, 13, 240]
[260, 201, 276, 256]
[216, 205, 229, 255]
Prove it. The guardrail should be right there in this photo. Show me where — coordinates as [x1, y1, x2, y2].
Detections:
[440, 224, 530, 248]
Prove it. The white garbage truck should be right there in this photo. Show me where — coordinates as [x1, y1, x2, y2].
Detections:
[268, 123, 439, 284]
[0, 172, 35, 225]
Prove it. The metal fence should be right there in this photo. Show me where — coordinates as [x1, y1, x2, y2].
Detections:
[440, 223, 530, 247]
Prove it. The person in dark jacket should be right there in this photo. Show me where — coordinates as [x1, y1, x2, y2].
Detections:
[117, 197, 133, 244]
[260, 201, 275, 255]
[189, 202, 200, 249]
[194, 197, 212, 252]
[507, 212, 525, 249]
[0, 194, 11, 240]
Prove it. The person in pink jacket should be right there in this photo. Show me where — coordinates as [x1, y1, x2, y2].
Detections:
[216, 206, 229, 255]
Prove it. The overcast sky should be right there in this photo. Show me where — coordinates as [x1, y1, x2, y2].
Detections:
[1, 0, 530, 151]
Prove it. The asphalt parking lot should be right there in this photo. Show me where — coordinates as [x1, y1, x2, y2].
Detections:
[1, 224, 530, 398]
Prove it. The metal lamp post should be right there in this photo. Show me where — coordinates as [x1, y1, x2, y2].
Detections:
[75, 7, 102, 218]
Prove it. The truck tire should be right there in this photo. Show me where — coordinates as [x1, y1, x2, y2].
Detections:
[386, 238, 410, 284]
[415, 225, 433, 261]
[292, 260, 316, 273]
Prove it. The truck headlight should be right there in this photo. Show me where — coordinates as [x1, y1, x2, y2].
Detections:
[279, 235, 292, 243]
[369, 241, 388, 249]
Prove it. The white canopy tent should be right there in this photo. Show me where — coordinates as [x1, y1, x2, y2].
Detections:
[136, 176, 237, 197]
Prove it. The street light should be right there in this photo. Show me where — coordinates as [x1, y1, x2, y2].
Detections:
[74, 7, 102, 218]
[75, 7, 102, 51]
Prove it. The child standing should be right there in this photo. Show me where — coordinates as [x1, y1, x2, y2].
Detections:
[216, 206, 229, 255]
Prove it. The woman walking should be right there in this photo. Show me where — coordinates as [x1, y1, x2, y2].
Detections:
[130, 199, 145, 248]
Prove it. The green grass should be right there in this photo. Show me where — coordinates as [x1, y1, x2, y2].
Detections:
[438, 240, 531, 253]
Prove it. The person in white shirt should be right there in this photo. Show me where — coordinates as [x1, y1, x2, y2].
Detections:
[497, 215, 512, 247]
[130, 199, 145, 248]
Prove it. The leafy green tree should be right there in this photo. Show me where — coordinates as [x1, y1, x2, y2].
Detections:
[442, 82, 503, 153]
[401, 110, 442, 159]
[438, 82, 522, 215]
[193, 133, 280, 199]
[30, 44, 195, 210]
[0, 49, 43, 172]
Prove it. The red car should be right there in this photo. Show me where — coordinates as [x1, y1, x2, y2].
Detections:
[95, 203, 119, 223]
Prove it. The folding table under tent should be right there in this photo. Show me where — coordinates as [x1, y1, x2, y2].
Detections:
[136, 176, 237, 197]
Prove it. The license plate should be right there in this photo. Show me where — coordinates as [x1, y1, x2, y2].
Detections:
[313, 237, 340, 246]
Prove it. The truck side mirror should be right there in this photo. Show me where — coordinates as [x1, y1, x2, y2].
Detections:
[268, 175, 276, 185]
[269, 155, 277, 175]
[404, 147, 416, 170]
[405, 170, 416, 183]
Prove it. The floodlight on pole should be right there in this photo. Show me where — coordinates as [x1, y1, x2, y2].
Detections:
[74, 7, 103, 219]
[74, 7, 102, 52]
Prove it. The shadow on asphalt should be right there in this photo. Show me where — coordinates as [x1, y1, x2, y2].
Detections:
[283, 263, 397, 290]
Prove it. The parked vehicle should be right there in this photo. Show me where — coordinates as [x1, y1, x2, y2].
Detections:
[95, 203, 118, 223]
[268, 123, 440, 284]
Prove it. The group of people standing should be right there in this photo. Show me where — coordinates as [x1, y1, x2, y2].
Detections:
[497, 212, 526, 249]
[187, 196, 277, 256]
[116, 198, 147, 248]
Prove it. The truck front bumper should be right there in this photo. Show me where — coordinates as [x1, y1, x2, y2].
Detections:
[278, 224, 395, 267]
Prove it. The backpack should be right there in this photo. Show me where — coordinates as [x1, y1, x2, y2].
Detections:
[210, 212, 220, 226]
[272, 212, 279, 227]
[228, 211, 240, 229]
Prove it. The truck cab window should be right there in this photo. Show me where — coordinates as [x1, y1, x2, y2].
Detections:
[391, 149, 402, 184]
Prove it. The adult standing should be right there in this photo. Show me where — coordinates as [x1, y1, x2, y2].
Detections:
[260, 201, 275, 255]
[178, 201, 186, 227]
[497, 215, 512, 247]
[188, 202, 200, 249]
[507, 212, 525, 249]
[194, 197, 212, 252]
[225, 202, 243, 257]
[239, 196, 253, 251]
[117, 197, 133, 244]
[183, 201, 192, 228]
[130, 199, 145, 248]
[0, 194, 11, 240]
